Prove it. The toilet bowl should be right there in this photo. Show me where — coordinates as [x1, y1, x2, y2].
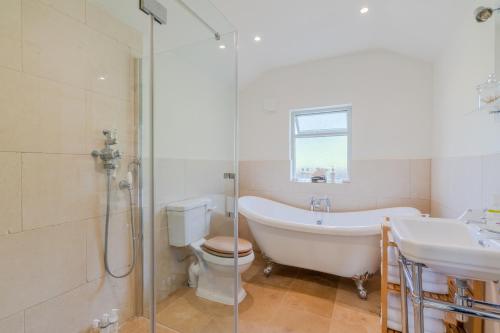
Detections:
[189, 237, 254, 305]
[166, 198, 255, 305]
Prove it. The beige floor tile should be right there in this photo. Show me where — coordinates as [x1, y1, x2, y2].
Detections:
[238, 283, 287, 324]
[120, 317, 178, 333]
[334, 275, 381, 315]
[157, 287, 191, 313]
[157, 297, 212, 333]
[266, 307, 331, 333]
[329, 303, 380, 333]
[282, 271, 337, 318]
[152, 261, 380, 333]
[239, 319, 273, 333]
[198, 317, 233, 333]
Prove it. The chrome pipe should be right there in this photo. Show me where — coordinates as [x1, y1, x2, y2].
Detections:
[423, 299, 500, 321]
[411, 263, 425, 333]
[148, 16, 157, 333]
[175, 0, 221, 40]
[398, 255, 409, 333]
[399, 253, 500, 325]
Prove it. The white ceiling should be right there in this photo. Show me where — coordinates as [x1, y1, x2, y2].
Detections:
[209, 0, 465, 85]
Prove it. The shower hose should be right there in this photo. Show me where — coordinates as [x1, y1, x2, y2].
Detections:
[104, 170, 136, 278]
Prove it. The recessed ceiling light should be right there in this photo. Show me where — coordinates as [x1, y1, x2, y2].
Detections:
[360, 7, 369, 14]
[219, 44, 226, 49]
[254, 35, 262, 42]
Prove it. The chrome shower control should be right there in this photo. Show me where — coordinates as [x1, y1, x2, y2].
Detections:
[91, 129, 122, 170]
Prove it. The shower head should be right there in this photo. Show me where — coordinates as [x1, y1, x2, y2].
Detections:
[475, 6, 498, 23]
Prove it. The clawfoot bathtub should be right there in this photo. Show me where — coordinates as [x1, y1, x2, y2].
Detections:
[238, 196, 421, 299]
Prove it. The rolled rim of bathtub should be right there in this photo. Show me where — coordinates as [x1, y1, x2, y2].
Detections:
[238, 196, 421, 237]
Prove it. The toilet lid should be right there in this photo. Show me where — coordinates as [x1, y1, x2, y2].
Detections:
[202, 236, 253, 258]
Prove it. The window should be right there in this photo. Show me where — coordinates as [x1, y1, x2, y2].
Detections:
[290, 105, 351, 183]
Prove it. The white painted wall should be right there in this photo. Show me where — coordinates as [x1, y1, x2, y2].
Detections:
[432, 1, 498, 158]
[431, 2, 499, 332]
[239, 49, 434, 161]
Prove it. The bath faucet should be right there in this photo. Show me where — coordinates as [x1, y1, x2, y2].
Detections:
[310, 197, 332, 213]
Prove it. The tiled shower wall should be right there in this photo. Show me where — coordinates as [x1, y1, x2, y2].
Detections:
[239, 159, 431, 246]
[0, 0, 141, 332]
[431, 154, 500, 218]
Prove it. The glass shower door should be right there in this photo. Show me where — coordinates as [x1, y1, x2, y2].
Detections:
[149, 3, 238, 332]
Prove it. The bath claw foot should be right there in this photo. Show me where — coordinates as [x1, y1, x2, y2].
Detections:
[264, 264, 273, 277]
[262, 254, 274, 277]
[352, 272, 372, 300]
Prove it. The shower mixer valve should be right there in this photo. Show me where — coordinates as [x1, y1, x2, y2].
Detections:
[91, 129, 122, 170]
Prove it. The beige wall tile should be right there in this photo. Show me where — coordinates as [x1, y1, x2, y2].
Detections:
[25, 273, 135, 333]
[430, 157, 451, 207]
[22, 153, 133, 230]
[410, 159, 431, 199]
[0, 221, 86, 319]
[85, 92, 135, 156]
[0, 68, 86, 153]
[23, 0, 88, 87]
[448, 156, 482, 214]
[350, 159, 411, 198]
[22, 153, 102, 229]
[39, 0, 85, 22]
[0, 0, 22, 70]
[86, 1, 143, 51]
[482, 153, 500, 208]
[0, 311, 24, 333]
[240, 160, 290, 192]
[85, 29, 132, 100]
[86, 211, 133, 282]
[155, 158, 186, 213]
[0, 69, 25, 151]
[0, 153, 22, 235]
[184, 160, 230, 198]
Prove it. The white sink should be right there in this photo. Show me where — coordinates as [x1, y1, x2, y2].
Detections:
[391, 217, 500, 281]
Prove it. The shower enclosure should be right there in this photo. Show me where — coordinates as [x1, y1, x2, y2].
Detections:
[143, 1, 239, 332]
[0, 0, 237, 332]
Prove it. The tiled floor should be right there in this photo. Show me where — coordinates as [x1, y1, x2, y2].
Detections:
[122, 255, 381, 333]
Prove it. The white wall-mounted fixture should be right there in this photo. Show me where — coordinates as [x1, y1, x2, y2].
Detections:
[360, 7, 369, 15]
[254, 35, 262, 42]
[219, 44, 226, 49]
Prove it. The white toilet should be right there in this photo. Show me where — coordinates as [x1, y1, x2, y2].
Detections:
[166, 198, 255, 305]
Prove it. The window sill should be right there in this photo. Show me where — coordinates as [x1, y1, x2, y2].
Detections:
[292, 179, 351, 184]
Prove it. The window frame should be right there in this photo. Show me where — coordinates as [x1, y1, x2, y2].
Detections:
[289, 104, 352, 183]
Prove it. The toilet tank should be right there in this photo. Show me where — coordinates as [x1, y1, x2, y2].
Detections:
[166, 198, 212, 247]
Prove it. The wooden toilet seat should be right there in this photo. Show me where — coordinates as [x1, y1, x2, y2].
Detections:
[202, 236, 253, 258]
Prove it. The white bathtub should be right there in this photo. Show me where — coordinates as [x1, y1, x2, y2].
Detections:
[238, 196, 421, 298]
